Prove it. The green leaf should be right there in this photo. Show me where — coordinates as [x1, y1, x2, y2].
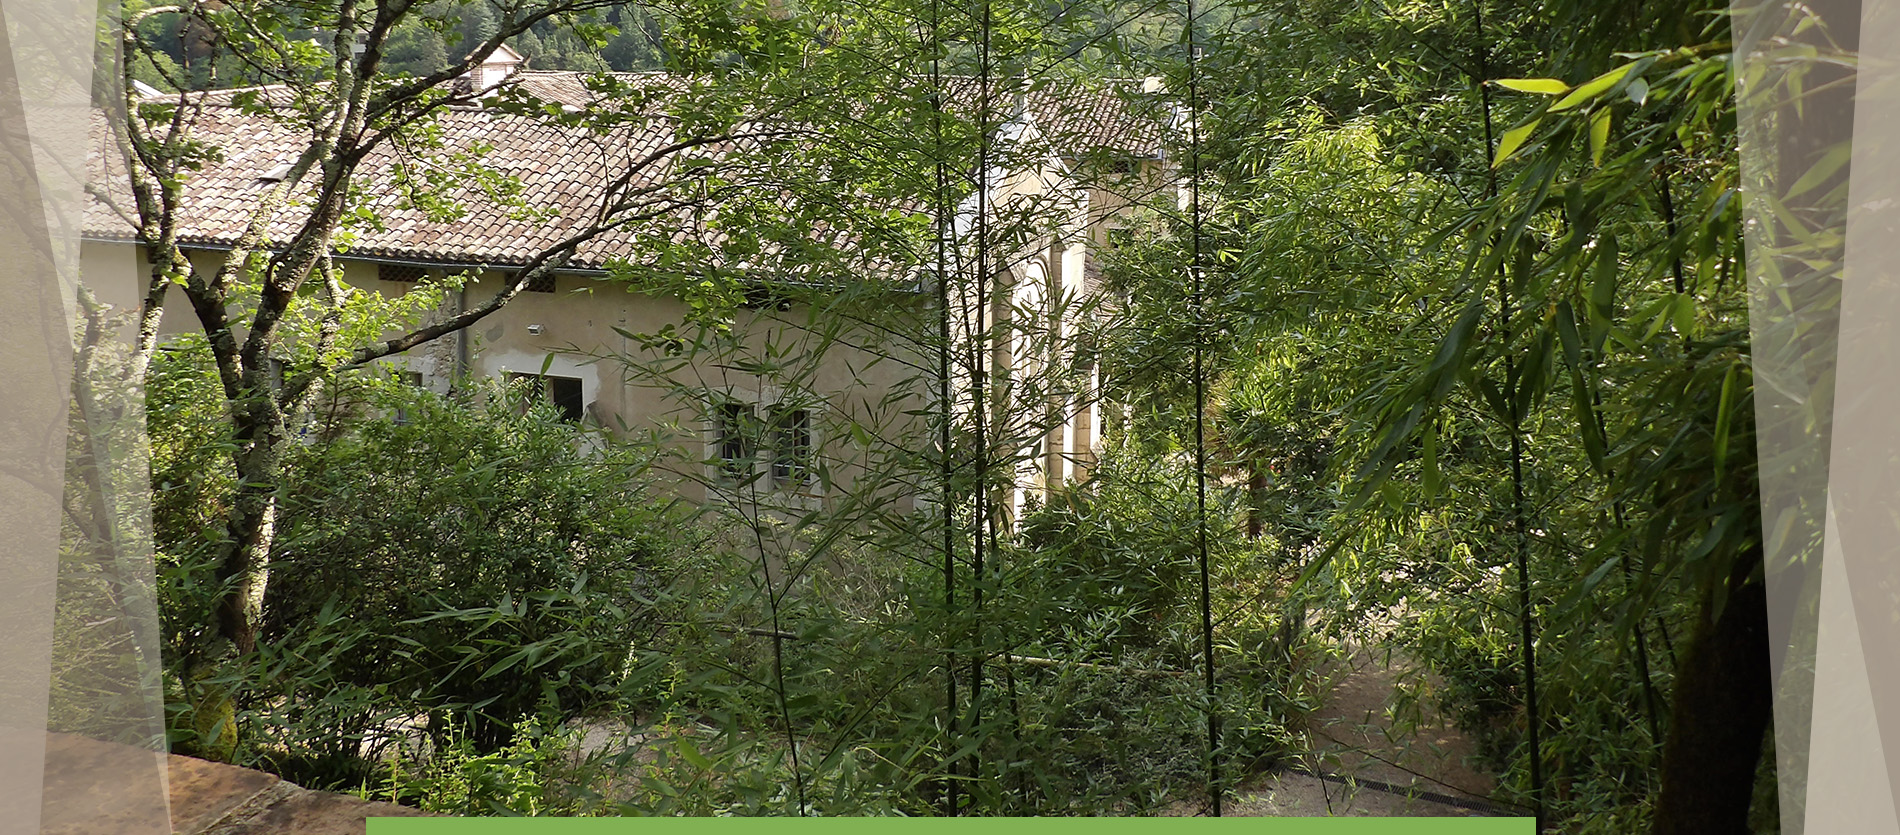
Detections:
[1590, 236, 1620, 352]
[1671, 292, 1697, 335]
[1494, 78, 1570, 95]
[1476, 376, 1511, 423]
[1714, 363, 1739, 480]
[1638, 295, 1676, 342]
[1555, 302, 1608, 474]
[1589, 108, 1612, 166]
[676, 737, 713, 770]
[1626, 77, 1650, 106]
[1551, 62, 1639, 112]
[1493, 119, 1541, 167]
[1515, 327, 1553, 419]
[1784, 140, 1851, 202]
[1380, 480, 1405, 512]
[1554, 301, 1584, 369]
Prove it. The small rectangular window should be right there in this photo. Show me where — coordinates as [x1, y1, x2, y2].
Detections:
[716, 401, 756, 480]
[507, 372, 585, 423]
[380, 263, 427, 283]
[547, 376, 583, 422]
[393, 370, 426, 425]
[770, 406, 813, 487]
[525, 272, 557, 293]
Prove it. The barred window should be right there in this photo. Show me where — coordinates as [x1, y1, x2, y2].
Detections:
[715, 401, 756, 481]
[739, 286, 792, 310]
[379, 263, 427, 283]
[392, 370, 425, 425]
[770, 406, 813, 487]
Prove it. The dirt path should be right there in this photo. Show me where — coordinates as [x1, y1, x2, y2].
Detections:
[1175, 643, 1508, 817]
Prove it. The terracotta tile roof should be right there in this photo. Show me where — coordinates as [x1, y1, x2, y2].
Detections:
[87, 107, 693, 270]
[85, 71, 1167, 270]
[931, 74, 1173, 159]
[502, 71, 1172, 158]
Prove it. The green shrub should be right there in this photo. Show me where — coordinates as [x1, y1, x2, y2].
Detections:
[146, 347, 687, 786]
[262, 375, 678, 755]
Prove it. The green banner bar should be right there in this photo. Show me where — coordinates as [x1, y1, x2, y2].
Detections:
[370, 817, 1534, 834]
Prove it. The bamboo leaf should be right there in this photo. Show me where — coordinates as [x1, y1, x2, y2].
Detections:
[1639, 295, 1677, 342]
[1784, 140, 1851, 202]
[676, 737, 714, 770]
[1516, 327, 1553, 419]
[1554, 301, 1584, 369]
[1495, 78, 1570, 95]
[1590, 236, 1619, 355]
[1589, 108, 1612, 166]
[1493, 119, 1542, 167]
[1671, 292, 1697, 336]
[1555, 303, 1608, 474]
[1714, 363, 1739, 481]
[1477, 376, 1511, 423]
[1552, 61, 1639, 112]
[1427, 297, 1488, 401]
[1380, 480, 1405, 511]
[1591, 237, 1619, 318]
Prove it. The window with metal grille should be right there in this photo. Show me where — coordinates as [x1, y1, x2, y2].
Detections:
[525, 272, 557, 293]
[392, 370, 425, 425]
[379, 263, 427, 283]
[739, 285, 793, 310]
[769, 406, 813, 488]
[715, 401, 755, 481]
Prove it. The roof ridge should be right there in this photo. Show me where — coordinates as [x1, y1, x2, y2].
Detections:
[135, 81, 297, 104]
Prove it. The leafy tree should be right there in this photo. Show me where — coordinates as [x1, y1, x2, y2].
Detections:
[106, 0, 840, 663]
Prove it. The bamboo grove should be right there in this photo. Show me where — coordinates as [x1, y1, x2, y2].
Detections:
[107, 0, 1804, 831]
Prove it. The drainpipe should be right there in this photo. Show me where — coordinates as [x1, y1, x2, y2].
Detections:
[455, 286, 470, 385]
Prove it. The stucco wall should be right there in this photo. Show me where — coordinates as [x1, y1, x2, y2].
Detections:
[81, 240, 930, 511]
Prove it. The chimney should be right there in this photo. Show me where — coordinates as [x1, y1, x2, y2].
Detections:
[472, 43, 525, 97]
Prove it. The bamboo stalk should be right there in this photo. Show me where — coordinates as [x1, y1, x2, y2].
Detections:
[1184, 0, 1222, 815]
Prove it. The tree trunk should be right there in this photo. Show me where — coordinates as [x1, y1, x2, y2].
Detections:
[1652, 547, 1773, 835]
[213, 395, 287, 655]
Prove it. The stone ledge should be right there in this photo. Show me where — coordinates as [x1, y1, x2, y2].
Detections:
[40, 732, 431, 835]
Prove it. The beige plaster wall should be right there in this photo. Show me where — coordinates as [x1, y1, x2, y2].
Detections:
[81, 239, 930, 511]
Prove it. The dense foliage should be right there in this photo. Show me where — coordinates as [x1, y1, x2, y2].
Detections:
[152, 346, 682, 785]
[127, 0, 1792, 829]
[1097, 0, 1774, 830]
